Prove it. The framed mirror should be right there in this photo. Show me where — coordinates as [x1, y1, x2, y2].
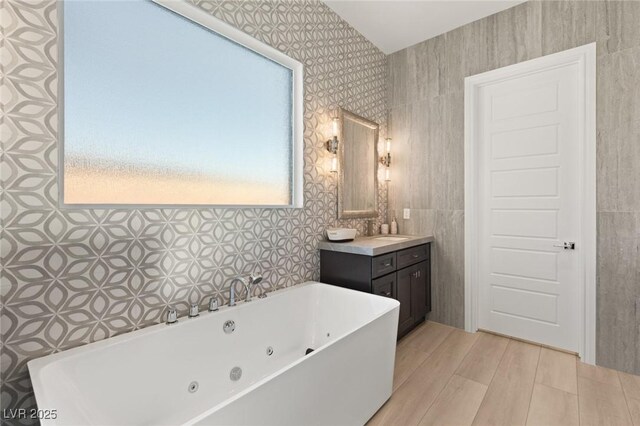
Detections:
[337, 108, 379, 219]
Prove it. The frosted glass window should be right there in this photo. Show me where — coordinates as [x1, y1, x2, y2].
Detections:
[62, 0, 303, 207]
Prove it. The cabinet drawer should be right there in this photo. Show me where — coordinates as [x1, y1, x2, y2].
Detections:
[371, 253, 396, 278]
[372, 273, 396, 298]
[397, 244, 429, 269]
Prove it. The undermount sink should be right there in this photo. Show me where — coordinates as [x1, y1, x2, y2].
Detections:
[374, 236, 409, 241]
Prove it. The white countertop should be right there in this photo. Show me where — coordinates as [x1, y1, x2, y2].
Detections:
[318, 234, 434, 256]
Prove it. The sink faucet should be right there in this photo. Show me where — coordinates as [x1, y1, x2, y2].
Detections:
[367, 219, 376, 236]
[228, 273, 263, 306]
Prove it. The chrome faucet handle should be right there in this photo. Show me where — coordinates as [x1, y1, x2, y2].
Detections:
[208, 297, 219, 312]
[166, 306, 178, 325]
[188, 303, 199, 318]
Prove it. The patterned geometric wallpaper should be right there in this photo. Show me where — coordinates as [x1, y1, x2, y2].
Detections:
[0, 0, 388, 420]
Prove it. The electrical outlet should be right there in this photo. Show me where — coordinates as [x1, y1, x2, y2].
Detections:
[403, 208, 410, 220]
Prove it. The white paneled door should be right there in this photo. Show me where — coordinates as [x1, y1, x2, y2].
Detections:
[465, 44, 596, 357]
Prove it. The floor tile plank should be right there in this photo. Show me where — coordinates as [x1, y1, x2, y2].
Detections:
[526, 383, 579, 426]
[535, 347, 578, 394]
[578, 362, 623, 389]
[393, 321, 453, 390]
[619, 371, 640, 425]
[393, 344, 430, 391]
[578, 374, 633, 426]
[472, 340, 540, 426]
[456, 332, 510, 385]
[418, 375, 487, 426]
[368, 329, 478, 426]
[398, 320, 454, 356]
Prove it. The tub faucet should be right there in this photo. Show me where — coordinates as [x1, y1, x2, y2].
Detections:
[228, 273, 263, 306]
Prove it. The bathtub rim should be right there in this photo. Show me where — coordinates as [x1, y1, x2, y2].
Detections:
[27, 281, 399, 424]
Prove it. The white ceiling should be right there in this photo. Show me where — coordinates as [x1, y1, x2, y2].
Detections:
[323, 0, 526, 54]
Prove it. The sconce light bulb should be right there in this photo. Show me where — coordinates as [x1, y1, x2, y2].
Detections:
[386, 138, 391, 153]
[331, 155, 338, 173]
[332, 117, 339, 137]
[385, 167, 390, 181]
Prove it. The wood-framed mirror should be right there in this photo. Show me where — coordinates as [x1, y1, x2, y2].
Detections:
[337, 108, 379, 219]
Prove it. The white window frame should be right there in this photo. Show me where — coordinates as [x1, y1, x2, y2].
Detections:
[58, 0, 304, 208]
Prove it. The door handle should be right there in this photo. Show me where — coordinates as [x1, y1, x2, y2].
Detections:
[553, 242, 576, 250]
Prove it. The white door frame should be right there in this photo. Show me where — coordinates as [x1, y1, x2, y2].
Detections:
[464, 43, 596, 364]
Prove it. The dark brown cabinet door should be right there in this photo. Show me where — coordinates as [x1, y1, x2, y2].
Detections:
[396, 267, 415, 336]
[411, 261, 428, 321]
[423, 260, 431, 313]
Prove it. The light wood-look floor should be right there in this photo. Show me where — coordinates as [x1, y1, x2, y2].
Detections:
[368, 321, 640, 426]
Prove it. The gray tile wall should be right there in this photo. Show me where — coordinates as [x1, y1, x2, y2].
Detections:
[0, 0, 388, 419]
[387, 0, 640, 374]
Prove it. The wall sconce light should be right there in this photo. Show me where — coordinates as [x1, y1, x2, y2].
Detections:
[326, 117, 339, 172]
[380, 138, 391, 181]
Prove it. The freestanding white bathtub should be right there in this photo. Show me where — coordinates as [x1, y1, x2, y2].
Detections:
[28, 282, 399, 425]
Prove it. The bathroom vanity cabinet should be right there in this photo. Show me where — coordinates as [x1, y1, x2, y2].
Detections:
[319, 238, 432, 339]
